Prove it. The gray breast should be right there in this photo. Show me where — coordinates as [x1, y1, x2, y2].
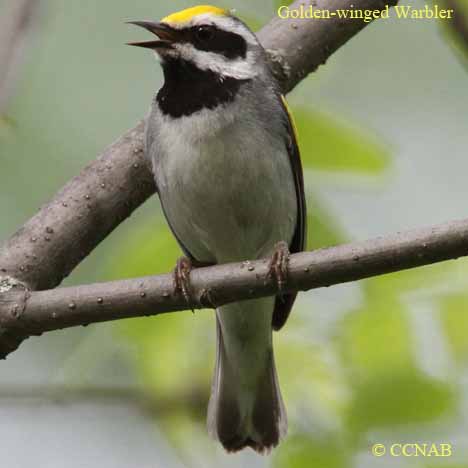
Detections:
[147, 88, 297, 264]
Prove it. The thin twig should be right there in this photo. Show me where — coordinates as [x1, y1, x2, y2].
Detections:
[0, 385, 207, 417]
[1, 217, 467, 354]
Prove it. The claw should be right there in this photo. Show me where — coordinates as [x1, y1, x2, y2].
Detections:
[173, 256, 195, 311]
[267, 241, 290, 294]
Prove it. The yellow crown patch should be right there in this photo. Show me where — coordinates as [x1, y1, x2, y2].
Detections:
[161, 5, 229, 25]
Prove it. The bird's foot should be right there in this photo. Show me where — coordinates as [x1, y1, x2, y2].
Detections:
[267, 241, 290, 295]
[173, 256, 195, 311]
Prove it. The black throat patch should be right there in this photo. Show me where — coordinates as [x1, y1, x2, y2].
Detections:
[157, 58, 250, 118]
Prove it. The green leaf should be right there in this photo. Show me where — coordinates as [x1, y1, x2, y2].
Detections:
[363, 261, 458, 300]
[340, 296, 456, 434]
[347, 371, 456, 434]
[292, 107, 390, 174]
[274, 435, 349, 468]
[439, 294, 468, 364]
[276, 337, 349, 418]
[339, 297, 415, 378]
[106, 217, 181, 279]
[121, 310, 214, 395]
[307, 195, 347, 249]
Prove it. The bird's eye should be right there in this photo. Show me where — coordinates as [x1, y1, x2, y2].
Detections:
[195, 26, 215, 42]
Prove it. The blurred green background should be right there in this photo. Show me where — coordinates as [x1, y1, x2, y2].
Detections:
[1, 0, 468, 467]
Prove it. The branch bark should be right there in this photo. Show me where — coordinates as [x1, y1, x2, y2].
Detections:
[0, 0, 398, 357]
[1, 217, 467, 349]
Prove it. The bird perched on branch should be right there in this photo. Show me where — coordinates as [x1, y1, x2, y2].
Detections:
[128, 4, 306, 454]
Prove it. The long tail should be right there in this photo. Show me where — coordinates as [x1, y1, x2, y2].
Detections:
[207, 298, 287, 454]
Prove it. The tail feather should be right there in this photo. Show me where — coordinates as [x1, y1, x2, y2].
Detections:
[251, 351, 287, 450]
[207, 311, 287, 454]
[207, 318, 242, 446]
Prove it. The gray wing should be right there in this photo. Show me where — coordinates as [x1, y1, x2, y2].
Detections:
[272, 95, 307, 331]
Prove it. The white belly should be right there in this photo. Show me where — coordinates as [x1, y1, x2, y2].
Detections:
[151, 107, 297, 264]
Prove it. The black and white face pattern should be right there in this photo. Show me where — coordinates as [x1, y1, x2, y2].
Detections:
[176, 23, 248, 59]
[157, 13, 260, 80]
[154, 13, 261, 118]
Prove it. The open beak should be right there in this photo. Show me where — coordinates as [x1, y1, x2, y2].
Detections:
[126, 21, 178, 50]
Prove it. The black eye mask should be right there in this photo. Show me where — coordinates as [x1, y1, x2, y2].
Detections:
[187, 25, 247, 60]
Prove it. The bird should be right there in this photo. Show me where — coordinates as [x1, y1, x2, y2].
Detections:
[128, 5, 306, 454]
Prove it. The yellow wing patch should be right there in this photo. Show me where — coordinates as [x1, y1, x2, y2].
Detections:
[281, 95, 299, 144]
[161, 5, 229, 25]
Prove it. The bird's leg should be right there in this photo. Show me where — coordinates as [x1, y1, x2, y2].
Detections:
[267, 241, 290, 294]
[173, 256, 195, 311]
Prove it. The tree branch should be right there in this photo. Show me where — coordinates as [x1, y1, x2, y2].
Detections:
[444, 0, 468, 51]
[0, 385, 207, 418]
[0, 121, 153, 291]
[1, 217, 467, 350]
[0, 0, 398, 357]
[0, 0, 40, 114]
